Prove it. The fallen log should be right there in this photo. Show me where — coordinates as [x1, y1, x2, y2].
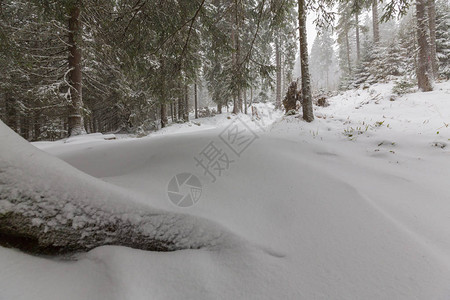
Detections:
[0, 121, 236, 255]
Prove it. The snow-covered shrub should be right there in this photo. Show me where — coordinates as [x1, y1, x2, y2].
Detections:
[392, 77, 416, 95]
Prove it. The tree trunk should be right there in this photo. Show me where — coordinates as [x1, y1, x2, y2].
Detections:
[160, 103, 167, 128]
[298, 0, 314, 122]
[416, 0, 433, 91]
[355, 12, 360, 62]
[184, 84, 189, 121]
[33, 110, 41, 141]
[281, 52, 286, 97]
[232, 0, 241, 114]
[194, 83, 198, 119]
[5, 93, 17, 132]
[275, 34, 282, 110]
[372, 0, 380, 44]
[217, 101, 222, 114]
[427, 0, 438, 77]
[178, 83, 183, 121]
[67, 3, 86, 136]
[243, 88, 247, 114]
[345, 28, 351, 75]
[20, 114, 29, 140]
[173, 100, 177, 121]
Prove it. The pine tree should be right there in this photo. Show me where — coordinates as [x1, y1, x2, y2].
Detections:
[435, 0, 450, 79]
[298, 0, 314, 122]
[310, 29, 336, 91]
[427, 0, 438, 77]
[372, 0, 380, 43]
[337, 1, 354, 87]
[67, 1, 86, 136]
[416, 0, 433, 91]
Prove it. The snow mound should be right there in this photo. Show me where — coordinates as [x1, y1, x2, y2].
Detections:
[0, 121, 242, 254]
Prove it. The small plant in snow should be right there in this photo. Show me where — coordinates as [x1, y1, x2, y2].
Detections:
[343, 125, 369, 140]
[310, 129, 320, 137]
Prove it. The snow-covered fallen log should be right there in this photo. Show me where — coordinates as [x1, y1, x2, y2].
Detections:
[0, 121, 237, 255]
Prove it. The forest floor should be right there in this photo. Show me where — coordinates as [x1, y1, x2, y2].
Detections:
[1, 80, 450, 299]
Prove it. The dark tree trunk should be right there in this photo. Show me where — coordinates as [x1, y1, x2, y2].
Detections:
[173, 100, 177, 121]
[237, 0, 243, 113]
[232, 0, 241, 114]
[281, 52, 286, 97]
[160, 103, 167, 128]
[243, 88, 247, 114]
[416, 0, 433, 91]
[92, 110, 98, 133]
[33, 110, 41, 141]
[298, 0, 314, 122]
[5, 93, 17, 132]
[184, 84, 189, 122]
[217, 101, 222, 114]
[275, 34, 282, 110]
[20, 114, 29, 140]
[194, 83, 198, 119]
[178, 83, 183, 121]
[372, 0, 380, 44]
[427, 0, 438, 77]
[67, 3, 86, 136]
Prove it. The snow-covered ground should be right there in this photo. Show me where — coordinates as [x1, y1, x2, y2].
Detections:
[1, 81, 450, 299]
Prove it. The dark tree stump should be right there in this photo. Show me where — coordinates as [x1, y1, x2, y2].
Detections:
[282, 81, 302, 114]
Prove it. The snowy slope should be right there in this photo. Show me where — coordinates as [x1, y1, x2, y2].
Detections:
[1, 83, 450, 299]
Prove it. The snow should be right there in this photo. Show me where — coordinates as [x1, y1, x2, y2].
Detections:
[0, 116, 245, 253]
[1, 83, 450, 299]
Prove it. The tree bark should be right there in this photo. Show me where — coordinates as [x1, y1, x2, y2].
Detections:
[298, 0, 314, 122]
[160, 103, 167, 128]
[194, 83, 198, 119]
[243, 88, 247, 114]
[20, 114, 29, 140]
[5, 93, 17, 132]
[173, 100, 177, 121]
[275, 34, 282, 110]
[178, 83, 183, 121]
[67, 3, 86, 136]
[281, 52, 286, 97]
[416, 0, 433, 91]
[355, 12, 360, 62]
[184, 84, 189, 121]
[427, 0, 438, 77]
[232, 0, 241, 114]
[33, 110, 41, 141]
[372, 0, 380, 44]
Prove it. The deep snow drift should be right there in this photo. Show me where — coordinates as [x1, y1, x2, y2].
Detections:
[0, 120, 246, 253]
[1, 81, 450, 299]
